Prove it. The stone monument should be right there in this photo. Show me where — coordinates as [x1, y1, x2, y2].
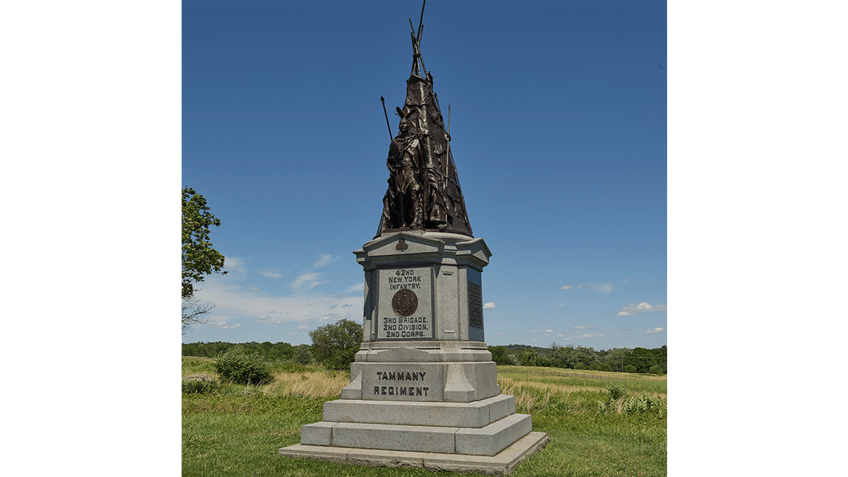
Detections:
[279, 3, 548, 474]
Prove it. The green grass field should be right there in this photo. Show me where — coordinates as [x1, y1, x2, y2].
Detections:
[183, 358, 666, 476]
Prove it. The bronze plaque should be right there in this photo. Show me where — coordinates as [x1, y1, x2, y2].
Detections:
[392, 289, 418, 317]
[468, 281, 483, 328]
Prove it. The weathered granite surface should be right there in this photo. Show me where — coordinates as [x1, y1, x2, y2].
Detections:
[355, 232, 490, 344]
[280, 231, 547, 469]
[323, 394, 513, 428]
[279, 431, 550, 476]
[300, 412, 531, 456]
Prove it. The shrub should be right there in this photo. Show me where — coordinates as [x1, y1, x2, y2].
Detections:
[215, 346, 274, 385]
[623, 392, 665, 416]
[624, 364, 637, 373]
[574, 362, 587, 370]
[649, 364, 665, 375]
[606, 383, 628, 401]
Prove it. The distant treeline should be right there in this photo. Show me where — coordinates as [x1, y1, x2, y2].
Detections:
[489, 344, 667, 374]
[183, 342, 667, 374]
[183, 341, 313, 364]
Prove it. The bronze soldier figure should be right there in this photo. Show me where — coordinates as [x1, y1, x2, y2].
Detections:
[381, 115, 423, 229]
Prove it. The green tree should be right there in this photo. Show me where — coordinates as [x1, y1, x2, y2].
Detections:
[552, 345, 578, 369]
[624, 346, 667, 373]
[519, 350, 538, 367]
[292, 344, 314, 365]
[602, 347, 632, 372]
[182, 187, 227, 332]
[574, 346, 597, 368]
[309, 319, 363, 370]
[488, 346, 511, 365]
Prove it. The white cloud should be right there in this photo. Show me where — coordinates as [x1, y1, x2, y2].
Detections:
[207, 320, 242, 330]
[483, 302, 496, 309]
[313, 254, 338, 268]
[646, 327, 665, 334]
[556, 330, 605, 341]
[561, 285, 572, 290]
[574, 325, 588, 329]
[297, 324, 310, 331]
[347, 283, 365, 292]
[571, 282, 612, 293]
[293, 273, 324, 291]
[224, 256, 246, 270]
[194, 277, 362, 325]
[249, 286, 261, 291]
[617, 302, 667, 316]
[220, 256, 249, 278]
[579, 333, 605, 339]
[257, 269, 282, 279]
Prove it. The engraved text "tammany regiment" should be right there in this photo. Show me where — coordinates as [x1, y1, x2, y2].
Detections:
[373, 370, 429, 397]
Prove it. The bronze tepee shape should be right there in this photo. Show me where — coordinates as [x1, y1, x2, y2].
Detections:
[378, 9, 473, 238]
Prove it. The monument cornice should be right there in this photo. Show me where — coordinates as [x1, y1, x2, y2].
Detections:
[354, 231, 490, 271]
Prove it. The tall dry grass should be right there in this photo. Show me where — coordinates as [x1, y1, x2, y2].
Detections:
[262, 371, 349, 399]
[498, 378, 557, 412]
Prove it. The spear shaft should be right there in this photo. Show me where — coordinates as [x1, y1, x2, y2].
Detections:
[381, 96, 393, 141]
[417, 0, 426, 44]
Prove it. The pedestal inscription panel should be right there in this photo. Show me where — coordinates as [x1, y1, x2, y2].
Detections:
[361, 363, 444, 401]
[468, 281, 484, 329]
[378, 267, 433, 340]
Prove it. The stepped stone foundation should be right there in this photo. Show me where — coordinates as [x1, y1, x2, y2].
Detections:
[279, 232, 548, 474]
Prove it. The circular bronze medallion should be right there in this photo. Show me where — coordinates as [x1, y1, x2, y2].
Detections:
[391, 289, 418, 317]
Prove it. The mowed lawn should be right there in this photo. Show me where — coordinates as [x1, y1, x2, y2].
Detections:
[183, 358, 666, 477]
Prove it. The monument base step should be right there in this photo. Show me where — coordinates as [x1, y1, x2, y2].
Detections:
[279, 431, 549, 476]
[300, 413, 532, 456]
[323, 394, 515, 428]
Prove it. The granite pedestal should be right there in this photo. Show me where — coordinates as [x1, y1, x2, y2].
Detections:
[279, 232, 548, 474]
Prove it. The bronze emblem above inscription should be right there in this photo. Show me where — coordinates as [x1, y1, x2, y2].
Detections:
[391, 289, 418, 316]
[396, 238, 408, 252]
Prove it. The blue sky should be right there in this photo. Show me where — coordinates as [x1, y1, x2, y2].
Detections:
[182, 0, 667, 348]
